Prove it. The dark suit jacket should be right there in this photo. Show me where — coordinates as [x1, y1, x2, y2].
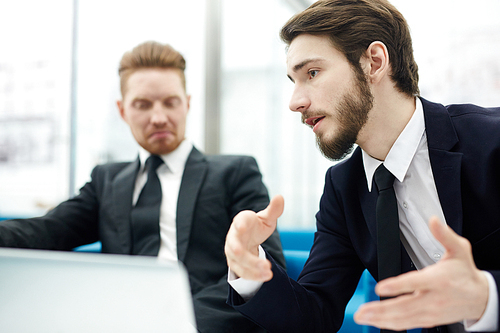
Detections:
[229, 98, 500, 333]
[0, 147, 285, 333]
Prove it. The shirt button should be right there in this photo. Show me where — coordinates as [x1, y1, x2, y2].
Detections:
[403, 202, 408, 209]
[433, 253, 442, 260]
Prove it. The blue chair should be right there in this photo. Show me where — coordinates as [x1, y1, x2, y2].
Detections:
[278, 229, 421, 333]
[279, 229, 368, 332]
[73, 241, 102, 253]
[279, 229, 314, 280]
[0, 216, 30, 221]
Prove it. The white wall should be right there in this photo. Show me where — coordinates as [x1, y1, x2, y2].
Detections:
[0, 0, 499, 226]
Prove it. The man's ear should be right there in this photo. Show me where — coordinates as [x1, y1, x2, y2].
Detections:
[117, 100, 126, 122]
[364, 41, 390, 84]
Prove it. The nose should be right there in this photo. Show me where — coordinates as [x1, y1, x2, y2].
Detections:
[150, 103, 168, 126]
[289, 85, 310, 112]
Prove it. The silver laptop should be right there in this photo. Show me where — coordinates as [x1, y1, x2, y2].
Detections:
[0, 248, 197, 333]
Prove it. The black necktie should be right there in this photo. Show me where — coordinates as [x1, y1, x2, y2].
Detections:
[374, 164, 401, 280]
[374, 164, 405, 333]
[130, 155, 164, 256]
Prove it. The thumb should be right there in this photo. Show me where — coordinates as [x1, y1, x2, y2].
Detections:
[428, 216, 467, 259]
[257, 195, 284, 225]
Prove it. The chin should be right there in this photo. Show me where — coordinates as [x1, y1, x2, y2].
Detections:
[148, 148, 173, 155]
[144, 139, 179, 155]
[151, 144, 180, 155]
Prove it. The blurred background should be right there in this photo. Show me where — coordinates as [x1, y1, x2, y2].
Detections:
[0, 0, 499, 229]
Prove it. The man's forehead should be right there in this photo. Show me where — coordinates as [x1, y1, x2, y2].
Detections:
[286, 35, 332, 65]
[125, 82, 185, 101]
[128, 68, 182, 83]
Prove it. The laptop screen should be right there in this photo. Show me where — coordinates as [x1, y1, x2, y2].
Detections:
[0, 248, 197, 333]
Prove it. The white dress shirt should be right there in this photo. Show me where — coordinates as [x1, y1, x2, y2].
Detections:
[134, 139, 192, 263]
[362, 98, 446, 270]
[362, 98, 497, 331]
[229, 98, 498, 331]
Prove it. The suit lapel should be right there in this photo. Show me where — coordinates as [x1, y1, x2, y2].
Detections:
[112, 158, 140, 254]
[176, 147, 208, 261]
[421, 98, 463, 235]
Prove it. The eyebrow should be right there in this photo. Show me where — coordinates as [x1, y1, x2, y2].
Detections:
[131, 97, 149, 102]
[131, 94, 180, 102]
[287, 58, 325, 82]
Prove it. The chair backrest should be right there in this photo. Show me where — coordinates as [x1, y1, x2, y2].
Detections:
[279, 229, 315, 252]
[279, 229, 315, 280]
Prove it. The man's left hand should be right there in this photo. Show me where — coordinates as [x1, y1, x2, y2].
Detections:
[354, 216, 489, 330]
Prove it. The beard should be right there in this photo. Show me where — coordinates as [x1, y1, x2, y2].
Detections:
[315, 67, 373, 161]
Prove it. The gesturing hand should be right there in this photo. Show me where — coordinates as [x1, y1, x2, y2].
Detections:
[354, 217, 489, 330]
[225, 195, 285, 281]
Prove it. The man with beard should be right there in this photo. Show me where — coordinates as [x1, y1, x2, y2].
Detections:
[224, 1, 500, 333]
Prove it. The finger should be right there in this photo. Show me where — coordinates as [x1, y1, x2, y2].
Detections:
[256, 195, 284, 225]
[226, 241, 273, 281]
[224, 195, 284, 281]
[225, 222, 273, 281]
[226, 212, 258, 257]
[354, 293, 428, 330]
[428, 216, 470, 259]
[375, 270, 422, 297]
[354, 300, 403, 329]
[377, 218, 471, 297]
[229, 257, 273, 282]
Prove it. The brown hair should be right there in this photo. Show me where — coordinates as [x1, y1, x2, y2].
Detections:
[118, 41, 187, 97]
[280, 0, 419, 96]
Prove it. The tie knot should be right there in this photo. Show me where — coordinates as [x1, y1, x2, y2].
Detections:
[374, 164, 395, 192]
[145, 155, 164, 173]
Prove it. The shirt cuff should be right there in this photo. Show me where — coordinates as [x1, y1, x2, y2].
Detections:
[465, 271, 498, 331]
[227, 246, 265, 302]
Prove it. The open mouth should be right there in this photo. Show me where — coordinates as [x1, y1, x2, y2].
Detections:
[305, 116, 325, 127]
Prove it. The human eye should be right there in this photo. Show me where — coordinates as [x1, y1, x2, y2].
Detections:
[132, 99, 151, 110]
[164, 97, 181, 108]
[308, 69, 319, 79]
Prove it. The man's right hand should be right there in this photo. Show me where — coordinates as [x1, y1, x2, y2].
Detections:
[225, 195, 285, 281]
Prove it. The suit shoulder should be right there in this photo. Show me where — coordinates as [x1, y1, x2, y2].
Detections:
[93, 161, 131, 172]
[204, 154, 257, 166]
[445, 103, 500, 139]
[91, 161, 134, 178]
[445, 103, 500, 119]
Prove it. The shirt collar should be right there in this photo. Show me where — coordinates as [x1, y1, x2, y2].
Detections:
[138, 139, 193, 174]
[363, 97, 425, 191]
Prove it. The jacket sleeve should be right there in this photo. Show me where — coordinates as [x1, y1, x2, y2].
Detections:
[228, 166, 365, 333]
[0, 166, 103, 250]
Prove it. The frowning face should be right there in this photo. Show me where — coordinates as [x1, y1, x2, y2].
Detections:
[117, 68, 190, 155]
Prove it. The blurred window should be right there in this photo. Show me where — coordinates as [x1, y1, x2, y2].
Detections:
[1, 0, 500, 229]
